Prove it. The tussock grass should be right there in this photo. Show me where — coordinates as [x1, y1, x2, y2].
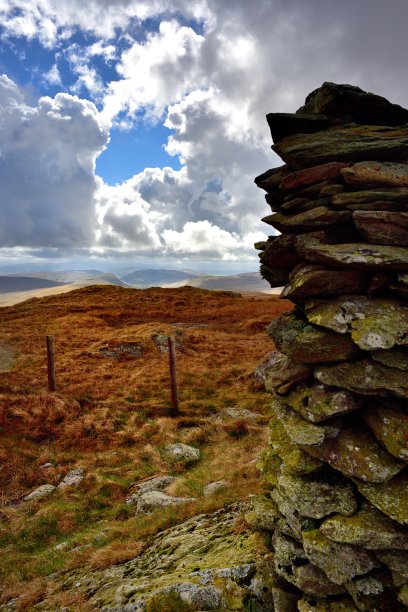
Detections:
[0, 285, 291, 601]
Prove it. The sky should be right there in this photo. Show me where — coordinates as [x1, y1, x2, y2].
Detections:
[1, 0, 408, 273]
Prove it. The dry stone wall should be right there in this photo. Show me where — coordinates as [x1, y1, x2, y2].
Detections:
[251, 83, 408, 611]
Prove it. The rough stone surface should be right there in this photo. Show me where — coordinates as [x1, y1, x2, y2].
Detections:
[304, 426, 404, 483]
[136, 491, 195, 514]
[296, 232, 408, 271]
[363, 402, 408, 461]
[263, 206, 351, 234]
[268, 313, 360, 364]
[277, 471, 358, 519]
[302, 530, 379, 585]
[341, 161, 408, 188]
[203, 481, 229, 496]
[305, 296, 408, 350]
[354, 210, 408, 246]
[58, 467, 84, 488]
[315, 358, 408, 399]
[126, 476, 178, 504]
[283, 382, 361, 423]
[356, 471, 408, 525]
[263, 350, 313, 394]
[281, 264, 367, 299]
[163, 443, 200, 463]
[23, 484, 56, 501]
[321, 501, 408, 552]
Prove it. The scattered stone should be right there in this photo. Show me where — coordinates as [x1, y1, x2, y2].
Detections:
[203, 481, 229, 496]
[136, 491, 195, 514]
[97, 342, 144, 359]
[277, 471, 358, 519]
[213, 407, 263, 421]
[152, 329, 183, 353]
[23, 484, 56, 501]
[126, 476, 178, 504]
[163, 443, 200, 463]
[58, 467, 84, 488]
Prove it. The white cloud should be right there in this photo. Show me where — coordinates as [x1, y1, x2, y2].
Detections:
[0, 76, 109, 248]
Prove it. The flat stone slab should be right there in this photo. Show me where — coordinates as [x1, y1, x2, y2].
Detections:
[277, 471, 358, 520]
[315, 358, 408, 399]
[363, 402, 408, 461]
[263, 207, 351, 234]
[356, 471, 408, 525]
[296, 232, 408, 271]
[302, 530, 379, 585]
[331, 187, 408, 210]
[283, 382, 361, 423]
[268, 313, 360, 364]
[305, 296, 408, 351]
[271, 396, 341, 447]
[304, 426, 404, 483]
[280, 162, 351, 191]
[341, 161, 408, 188]
[353, 210, 408, 246]
[24, 484, 56, 501]
[281, 264, 367, 300]
[273, 124, 408, 169]
[320, 502, 408, 550]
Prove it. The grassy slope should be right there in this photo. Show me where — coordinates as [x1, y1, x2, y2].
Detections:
[0, 285, 291, 609]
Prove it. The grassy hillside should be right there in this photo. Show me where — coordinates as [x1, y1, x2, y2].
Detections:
[0, 285, 291, 608]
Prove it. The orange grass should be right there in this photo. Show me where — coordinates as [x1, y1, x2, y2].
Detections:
[0, 285, 291, 597]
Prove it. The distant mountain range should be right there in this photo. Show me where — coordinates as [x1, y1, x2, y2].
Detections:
[0, 276, 66, 293]
[163, 272, 271, 293]
[121, 268, 198, 287]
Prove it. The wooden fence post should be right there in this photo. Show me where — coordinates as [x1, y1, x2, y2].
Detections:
[168, 336, 179, 417]
[46, 335, 56, 392]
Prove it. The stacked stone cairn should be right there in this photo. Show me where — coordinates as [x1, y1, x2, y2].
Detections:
[250, 83, 408, 611]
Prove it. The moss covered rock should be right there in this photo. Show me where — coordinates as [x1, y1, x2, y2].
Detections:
[356, 471, 408, 525]
[283, 382, 361, 423]
[363, 402, 408, 461]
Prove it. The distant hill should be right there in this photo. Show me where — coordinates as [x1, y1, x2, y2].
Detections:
[164, 272, 272, 293]
[121, 268, 198, 287]
[0, 276, 65, 293]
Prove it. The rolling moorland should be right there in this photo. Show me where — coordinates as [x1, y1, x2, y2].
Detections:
[0, 284, 291, 609]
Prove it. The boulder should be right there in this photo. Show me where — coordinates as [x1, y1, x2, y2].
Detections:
[203, 481, 229, 496]
[126, 476, 178, 504]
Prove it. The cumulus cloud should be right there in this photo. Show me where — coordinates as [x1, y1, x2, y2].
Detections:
[2, 0, 408, 263]
[0, 75, 108, 248]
